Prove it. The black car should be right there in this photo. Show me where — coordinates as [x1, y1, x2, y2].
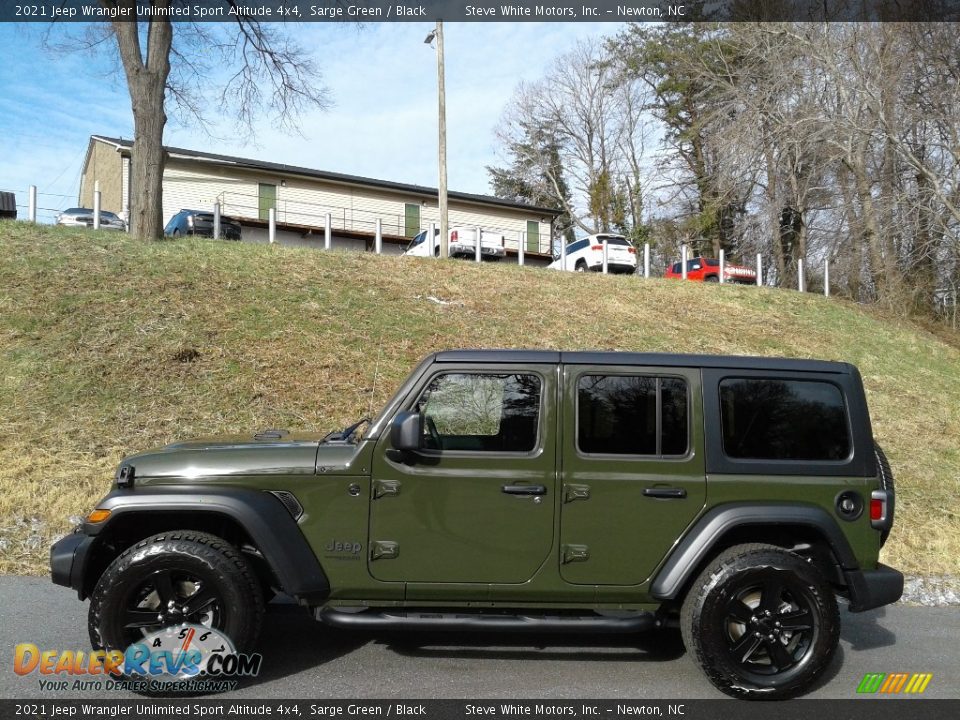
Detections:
[164, 209, 242, 240]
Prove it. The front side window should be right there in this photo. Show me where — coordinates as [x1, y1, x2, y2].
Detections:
[577, 375, 689, 456]
[719, 378, 850, 460]
[416, 373, 541, 453]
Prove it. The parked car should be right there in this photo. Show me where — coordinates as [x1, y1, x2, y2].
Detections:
[51, 350, 900, 699]
[403, 226, 506, 261]
[0, 191, 16, 220]
[548, 234, 638, 274]
[665, 256, 757, 284]
[164, 209, 242, 240]
[55, 208, 126, 231]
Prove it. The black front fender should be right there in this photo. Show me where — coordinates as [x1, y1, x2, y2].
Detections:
[51, 487, 330, 602]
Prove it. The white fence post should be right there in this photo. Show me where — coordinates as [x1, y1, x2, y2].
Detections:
[375, 218, 382, 254]
[559, 235, 566, 270]
[756, 253, 763, 286]
[643, 243, 650, 278]
[324, 213, 332, 250]
[428, 222, 436, 257]
[268, 207, 276, 244]
[681, 244, 688, 280]
[719, 249, 725, 284]
[798, 259, 805, 292]
[475, 226, 482, 262]
[518, 232, 525, 266]
[824, 261, 830, 297]
[28, 185, 37, 222]
[602, 238, 609, 274]
[213, 202, 221, 240]
[93, 181, 101, 230]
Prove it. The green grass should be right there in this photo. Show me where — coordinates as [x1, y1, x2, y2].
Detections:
[1, 222, 958, 576]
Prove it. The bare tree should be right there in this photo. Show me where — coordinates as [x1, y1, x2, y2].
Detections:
[64, 1, 331, 239]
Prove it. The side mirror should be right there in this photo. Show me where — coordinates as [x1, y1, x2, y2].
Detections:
[390, 410, 422, 451]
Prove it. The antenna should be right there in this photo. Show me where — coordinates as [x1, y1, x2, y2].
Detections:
[367, 335, 384, 420]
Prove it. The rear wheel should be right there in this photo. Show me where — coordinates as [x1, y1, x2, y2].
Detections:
[681, 544, 839, 700]
[88, 531, 264, 654]
[575, 260, 586, 272]
[705, 275, 720, 283]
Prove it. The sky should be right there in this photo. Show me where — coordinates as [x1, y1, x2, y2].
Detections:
[0, 21, 625, 223]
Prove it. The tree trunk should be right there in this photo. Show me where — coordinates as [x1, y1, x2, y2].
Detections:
[112, 10, 173, 240]
[130, 84, 168, 240]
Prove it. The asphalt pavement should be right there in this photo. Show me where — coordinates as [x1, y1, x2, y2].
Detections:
[2, 575, 957, 700]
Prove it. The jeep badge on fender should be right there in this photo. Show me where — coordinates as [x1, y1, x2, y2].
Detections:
[51, 350, 902, 699]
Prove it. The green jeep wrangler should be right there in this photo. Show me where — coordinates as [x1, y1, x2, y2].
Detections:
[51, 351, 902, 699]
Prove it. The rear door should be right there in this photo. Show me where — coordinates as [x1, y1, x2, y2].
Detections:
[559, 365, 706, 585]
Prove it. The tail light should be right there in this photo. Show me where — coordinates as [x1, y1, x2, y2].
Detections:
[591, 244, 603, 251]
[628, 247, 636, 254]
[870, 490, 889, 526]
[450, 230, 458, 242]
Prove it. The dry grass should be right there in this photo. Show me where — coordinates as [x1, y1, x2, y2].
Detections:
[1, 223, 958, 576]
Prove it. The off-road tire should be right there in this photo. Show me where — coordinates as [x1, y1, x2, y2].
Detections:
[680, 543, 839, 700]
[875, 443, 895, 546]
[88, 531, 264, 654]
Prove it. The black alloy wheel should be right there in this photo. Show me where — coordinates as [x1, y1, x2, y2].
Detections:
[681, 543, 839, 699]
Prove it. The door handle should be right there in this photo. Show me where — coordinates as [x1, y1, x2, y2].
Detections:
[502, 484, 547, 496]
[643, 487, 687, 499]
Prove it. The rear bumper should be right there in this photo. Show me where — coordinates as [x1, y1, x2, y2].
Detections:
[588, 261, 637, 274]
[50, 531, 94, 599]
[844, 563, 904, 613]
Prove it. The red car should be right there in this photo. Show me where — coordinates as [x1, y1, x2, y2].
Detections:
[665, 256, 757, 284]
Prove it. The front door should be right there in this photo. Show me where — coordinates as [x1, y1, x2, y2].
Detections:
[559, 365, 706, 585]
[369, 365, 557, 586]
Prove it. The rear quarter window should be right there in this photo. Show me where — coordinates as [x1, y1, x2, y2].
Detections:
[719, 378, 851, 461]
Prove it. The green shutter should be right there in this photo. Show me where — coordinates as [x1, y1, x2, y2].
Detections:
[405, 203, 421, 238]
[258, 183, 277, 221]
[526, 221, 539, 252]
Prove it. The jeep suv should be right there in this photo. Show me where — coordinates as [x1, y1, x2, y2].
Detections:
[51, 351, 901, 699]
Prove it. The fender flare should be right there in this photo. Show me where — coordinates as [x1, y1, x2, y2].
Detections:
[84, 487, 330, 601]
[649, 502, 858, 600]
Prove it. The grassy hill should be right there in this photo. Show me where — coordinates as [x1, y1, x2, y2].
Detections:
[1, 223, 958, 577]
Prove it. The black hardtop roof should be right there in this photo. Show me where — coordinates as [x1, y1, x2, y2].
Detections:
[432, 349, 853, 374]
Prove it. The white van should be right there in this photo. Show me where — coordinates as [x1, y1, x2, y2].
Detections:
[403, 227, 506, 261]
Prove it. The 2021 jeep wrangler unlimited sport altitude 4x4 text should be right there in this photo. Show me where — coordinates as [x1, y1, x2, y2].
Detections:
[51, 350, 902, 699]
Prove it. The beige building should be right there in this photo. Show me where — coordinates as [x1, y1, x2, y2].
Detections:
[79, 135, 561, 262]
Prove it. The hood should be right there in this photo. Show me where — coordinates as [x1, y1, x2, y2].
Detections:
[120, 431, 366, 482]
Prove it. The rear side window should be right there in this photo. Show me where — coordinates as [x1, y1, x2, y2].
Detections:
[577, 375, 688, 456]
[719, 378, 850, 460]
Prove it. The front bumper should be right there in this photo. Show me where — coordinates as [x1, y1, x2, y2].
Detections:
[50, 530, 95, 599]
[844, 563, 904, 612]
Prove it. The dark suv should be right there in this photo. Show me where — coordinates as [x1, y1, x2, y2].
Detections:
[51, 350, 901, 699]
[164, 209, 242, 240]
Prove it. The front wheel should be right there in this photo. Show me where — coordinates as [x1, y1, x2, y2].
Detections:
[705, 275, 720, 283]
[88, 531, 265, 655]
[680, 543, 839, 700]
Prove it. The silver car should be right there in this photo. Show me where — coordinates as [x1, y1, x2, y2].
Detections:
[55, 208, 126, 231]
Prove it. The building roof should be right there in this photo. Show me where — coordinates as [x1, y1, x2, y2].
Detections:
[91, 135, 562, 217]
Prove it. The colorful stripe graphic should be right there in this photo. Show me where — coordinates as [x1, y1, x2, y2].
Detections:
[857, 673, 932, 694]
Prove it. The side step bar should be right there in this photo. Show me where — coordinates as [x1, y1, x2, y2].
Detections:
[317, 608, 656, 634]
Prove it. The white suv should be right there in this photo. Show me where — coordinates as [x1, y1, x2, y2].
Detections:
[548, 234, 638, 274]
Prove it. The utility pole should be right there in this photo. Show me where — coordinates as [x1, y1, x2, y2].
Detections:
[426, 22, 449, 259]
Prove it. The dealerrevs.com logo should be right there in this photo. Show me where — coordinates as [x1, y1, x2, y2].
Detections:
[856, 672, 933, 695]
[15, 624, 262, 693]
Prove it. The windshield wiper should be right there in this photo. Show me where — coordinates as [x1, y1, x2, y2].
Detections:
[324, 417, 370, 442]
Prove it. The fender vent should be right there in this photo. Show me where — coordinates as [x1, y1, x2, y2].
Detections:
[269, 490, 304, 520]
